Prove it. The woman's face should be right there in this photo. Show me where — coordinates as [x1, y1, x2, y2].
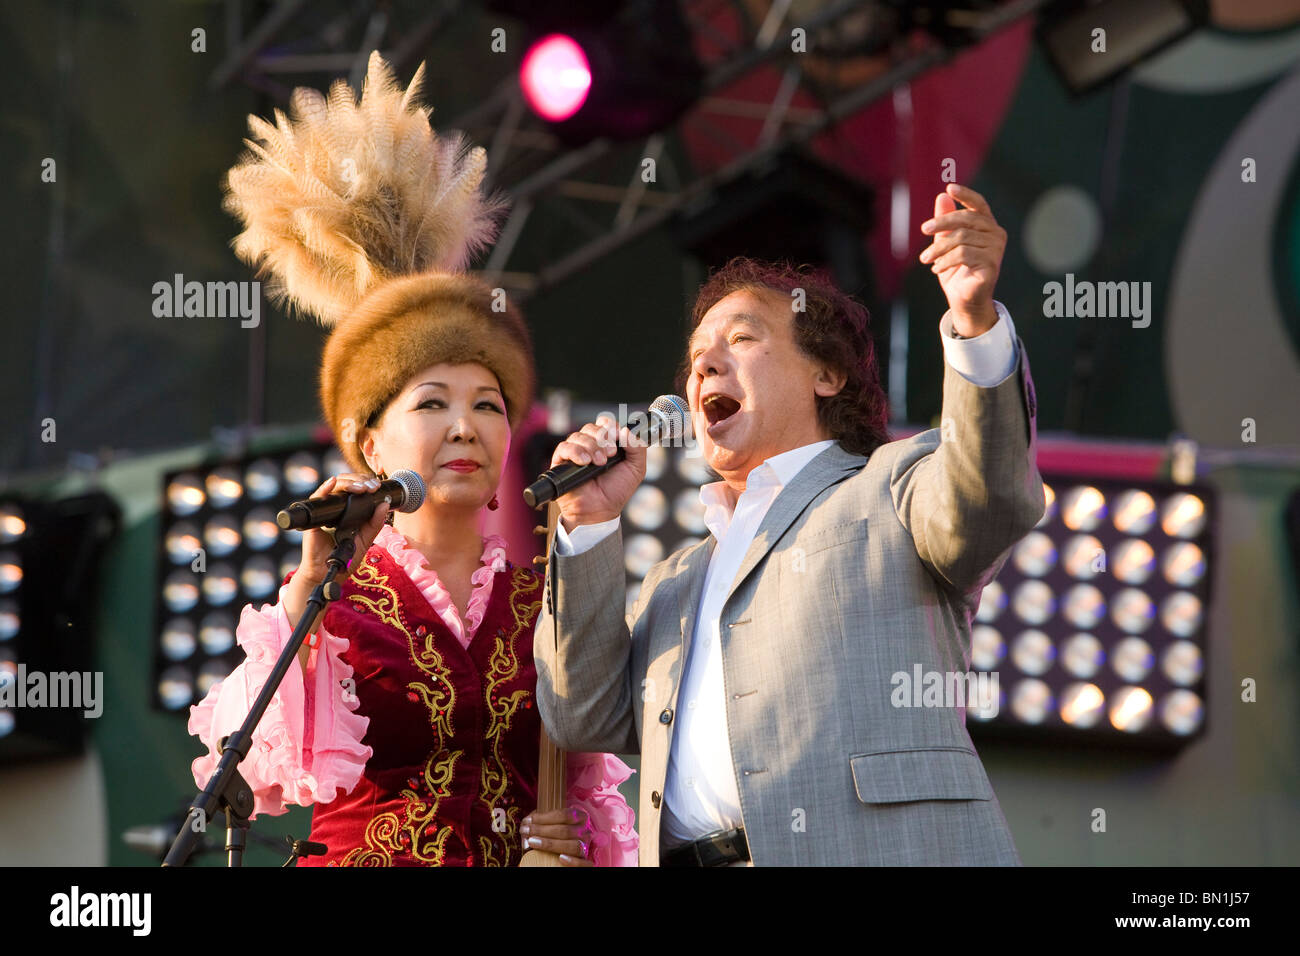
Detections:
[361, 362, 511, 513]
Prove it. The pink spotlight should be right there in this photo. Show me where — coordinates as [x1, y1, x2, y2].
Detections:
[520, 34, 592, 122]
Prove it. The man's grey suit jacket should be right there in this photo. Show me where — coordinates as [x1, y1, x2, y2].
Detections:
[535, 340, 1046, 865]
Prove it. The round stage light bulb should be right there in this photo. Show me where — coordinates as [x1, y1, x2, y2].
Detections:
[0, 599, 18, 641]
[163, 570, 201, 613]
[244, 459, 281, 501]
[1061, 485, 1107, 532]
[1161, 640, 1203, 686]
[205, 466, 244, 509]
[322, 448, 348, 479]
[0, 553, 22, 594]
[1161, 541, 1206, 587]
[1111, 587, 1155, 634]
[623, 533, 664, 579]
[1035, 483, 1056, 528]
[1161, 591, 1203, 638]
[1109, 686, 1154, 732]
[1012, 580, 1056, 625]
[1061, 633, 1105, 679]
[1112, 537, 1156, 585]
[201, 564, 238, 607]
[520, 34, 592, 122]
[1062, 583, 1106, 629]
[1011, 630, 1056, 676]
[673, 488, 707, 534]
[1010, 679, 1053, 724]
[975, 581, 1006, 623]
[199, 612, 236, 655]
[1161, 492, 1206, 539]
[242, 508, 280, 551]
[161, 618, 197, 662]
[677, 450, 714, 485]
[626, 486, 668, 531]
[167, 473, 206, 515]
[158, 666, 195, 710]
[165, 522, 202, 566]
[0, 709, 13, 738]
[1159, 689, 1204, 735]
[644, 444, 666, 483]
[970, 625, 1005, 671]
[1059, 682, 1105, 728]
[0, 506, 25, 544]
[1062, 534, 1105, 580]
[197, 658, 232, 697]
[283, 453, 321, 495]
[241, 556, 278, 600]
[1111, 636, 1155, 682]
[204, 514, 241, 557]
[1013, 531, 1057, 577]
[1112, 489, 1157, 535]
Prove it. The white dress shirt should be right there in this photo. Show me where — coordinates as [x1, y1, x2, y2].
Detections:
[554, 303, 1019, 842]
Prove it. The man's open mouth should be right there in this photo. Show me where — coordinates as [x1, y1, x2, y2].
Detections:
[702, 394, 741, 426]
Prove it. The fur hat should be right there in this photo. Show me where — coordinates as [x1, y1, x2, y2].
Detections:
[222, 51, 533, 472]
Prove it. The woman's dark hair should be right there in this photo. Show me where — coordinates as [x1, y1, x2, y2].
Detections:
[674, 257, 891, 458]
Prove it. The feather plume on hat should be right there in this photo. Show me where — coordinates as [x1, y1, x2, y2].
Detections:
[222, 51, 535, 473]
[224, 52, 505, 325]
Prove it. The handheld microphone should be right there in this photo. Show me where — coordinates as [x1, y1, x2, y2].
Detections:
[276, 469, 426, 531]
[523, 395, 690, 509]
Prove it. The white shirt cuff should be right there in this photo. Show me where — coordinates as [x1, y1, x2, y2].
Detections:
[940, 300, 1019, 387]
[553, 516, 622, 556]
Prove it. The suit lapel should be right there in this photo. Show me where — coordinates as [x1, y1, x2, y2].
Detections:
[673, 536, 715, 661]
[724, 442, 867, 607]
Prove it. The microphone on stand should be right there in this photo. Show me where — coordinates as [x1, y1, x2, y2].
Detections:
[276, 469, 426, 531]
[523, 395, 691, 508]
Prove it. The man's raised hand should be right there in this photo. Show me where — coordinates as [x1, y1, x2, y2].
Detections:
[919, 183, 1006, 337]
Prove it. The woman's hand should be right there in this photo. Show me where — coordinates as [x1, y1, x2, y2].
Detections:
[284, 474, 391, 668]
[520, 807, 595, 866]
[293, 473, 392, 587]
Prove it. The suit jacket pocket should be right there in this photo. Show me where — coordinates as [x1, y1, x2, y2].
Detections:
[796, 516, 869, 557]
[849, 747, 993, 803]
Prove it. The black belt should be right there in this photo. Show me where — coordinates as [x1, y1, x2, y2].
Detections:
[661, 827, 750, 867]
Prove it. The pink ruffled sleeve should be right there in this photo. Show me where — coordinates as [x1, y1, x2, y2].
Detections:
[564, 751, 639, 866]
[187, 585, 372, 819]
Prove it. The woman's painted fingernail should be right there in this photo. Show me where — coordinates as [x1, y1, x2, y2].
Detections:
[527, 837, 542, 848]
[559, 854, 576, 863]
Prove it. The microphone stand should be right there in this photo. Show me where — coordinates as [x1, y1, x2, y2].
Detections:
[163, 525, 361, 867]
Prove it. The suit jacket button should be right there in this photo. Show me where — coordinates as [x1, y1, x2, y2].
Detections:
[651, 791, 661, 809]
[659, 708, 673, 724]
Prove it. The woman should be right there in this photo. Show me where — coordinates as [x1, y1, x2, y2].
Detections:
[188, 53, 636, 866]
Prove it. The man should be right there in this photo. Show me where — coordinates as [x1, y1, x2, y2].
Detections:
[531, 183, 1044, 865]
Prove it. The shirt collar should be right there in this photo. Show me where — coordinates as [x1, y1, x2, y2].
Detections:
[698, 439, 836, 532]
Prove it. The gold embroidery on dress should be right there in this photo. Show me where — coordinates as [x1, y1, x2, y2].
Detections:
[477, 568, 542, 866]
[336, 558, 460, 866]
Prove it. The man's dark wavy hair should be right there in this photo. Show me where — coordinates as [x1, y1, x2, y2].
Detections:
[674, 257, 891, 458]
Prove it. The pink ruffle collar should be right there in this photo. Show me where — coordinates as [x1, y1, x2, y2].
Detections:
[371, 524, 509, 649]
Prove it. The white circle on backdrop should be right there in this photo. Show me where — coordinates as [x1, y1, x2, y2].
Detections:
[1022, 185, 1103, 274]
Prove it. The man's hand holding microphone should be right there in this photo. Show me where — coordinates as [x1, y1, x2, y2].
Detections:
[548, 415, 648, 533]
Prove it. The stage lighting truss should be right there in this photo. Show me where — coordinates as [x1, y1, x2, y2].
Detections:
[0, 502, 25, 739]
[620, 442, 717, 616]
[967, 476, 1214, 749]
[619, 450, 1214, 750]
[209, 0, 1053, 304]
[0, 492, 119, 759]
[153, 442, 347, 712]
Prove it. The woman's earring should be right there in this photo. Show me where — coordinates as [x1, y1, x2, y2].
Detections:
[487, 493, 499, 511]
